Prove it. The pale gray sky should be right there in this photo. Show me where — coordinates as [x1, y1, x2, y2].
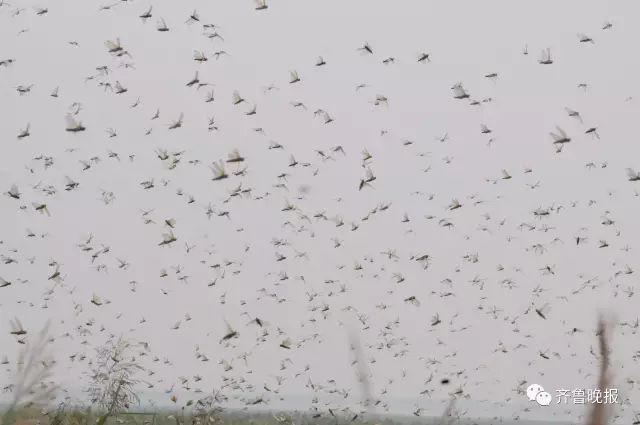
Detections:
[1, 0, 639, 423]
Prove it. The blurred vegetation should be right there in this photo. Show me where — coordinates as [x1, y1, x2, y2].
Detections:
[0, 408, 411, 425]
[1, 315, 615, 425]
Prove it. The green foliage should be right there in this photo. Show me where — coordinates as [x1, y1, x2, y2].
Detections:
[0, 407, 18, 425]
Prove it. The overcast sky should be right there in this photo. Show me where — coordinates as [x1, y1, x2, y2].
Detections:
[1, 0, 640, 423]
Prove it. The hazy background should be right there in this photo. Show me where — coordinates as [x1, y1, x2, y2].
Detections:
[1, 0, 639, 423]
